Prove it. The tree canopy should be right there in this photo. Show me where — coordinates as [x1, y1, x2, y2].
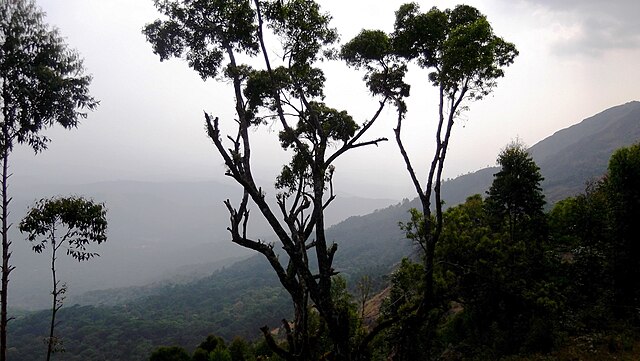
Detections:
[20, 196, 108, 261]
[485, 141, 546, 244]
[0, 0, 97, 153]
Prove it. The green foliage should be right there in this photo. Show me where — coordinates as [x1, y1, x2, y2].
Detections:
[8, 256, 290, 361]
[392, 3, 518, 99]
[228, 337, 252, 361]
[19, 196, 107, 361]
[244, 66, 292, 117]
[19, 196, 107, 261]
[376, 143, 551, 359]
[397, 208, 428, 251]
[607, 143, 640, 317]
[549, 191, 611, 329]
[375, 258, 441, 361]
[343, 2, 518, 108]
[341, 30, 391, 66]
[278, 102, 358, 148]
[209, 345, 232, 361]
[150, 346, 191, 361]
[341, 30, 409, 101]
[547, 143, 640, 327]
[143, 0, 258, 79]
[384, 258, 424, 318]
[197, 334, 226, 353]
[485, 142, 546, 247]
[0, 0, 98, 152]
[262, 0, 338, 65]
[192, 347, 209, 361]
[374, 145, 555, 359]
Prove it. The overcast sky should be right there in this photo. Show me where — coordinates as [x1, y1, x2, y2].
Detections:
[11, 0, 640, 200]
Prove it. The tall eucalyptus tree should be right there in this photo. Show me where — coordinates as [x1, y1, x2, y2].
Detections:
[343, 3, 518, 313]
[0, 1, 97, 358]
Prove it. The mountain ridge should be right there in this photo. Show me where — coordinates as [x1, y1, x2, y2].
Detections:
[439, 100, 640, 207]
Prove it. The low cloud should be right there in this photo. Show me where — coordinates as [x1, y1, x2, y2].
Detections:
[523, 0, 640, 56]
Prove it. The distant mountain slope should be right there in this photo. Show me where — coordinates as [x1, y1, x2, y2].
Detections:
[440, 100, 640, 207]
[532, 101, 640, 203]
[529, 101, 639, 163]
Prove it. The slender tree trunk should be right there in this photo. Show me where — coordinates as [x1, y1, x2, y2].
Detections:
[1, 125, 11, 361]
[46, 231, 57, 361]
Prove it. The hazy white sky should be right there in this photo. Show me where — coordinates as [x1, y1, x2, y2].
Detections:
[11, 0, 640, 200]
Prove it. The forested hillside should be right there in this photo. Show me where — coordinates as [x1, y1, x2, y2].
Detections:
[9, 256, 288, 360]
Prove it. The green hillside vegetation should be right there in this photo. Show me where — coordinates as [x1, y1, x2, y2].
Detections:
[8, 202, 411, 360]
[361, 142, 640, 360]
[9, 256, 289, 360]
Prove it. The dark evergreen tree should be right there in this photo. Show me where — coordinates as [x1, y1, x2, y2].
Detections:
[482, 142, 555, 354]
[485, 141, 546, 250]
[426, 146, 556, 358]
[607, 143, 640, 319]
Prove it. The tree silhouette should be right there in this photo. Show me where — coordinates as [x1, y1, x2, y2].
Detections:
[607, 143, 640, 317]
[485, 141, 546, 246]
[145, 1, 393, 359]
[343, 1, 518, 324]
